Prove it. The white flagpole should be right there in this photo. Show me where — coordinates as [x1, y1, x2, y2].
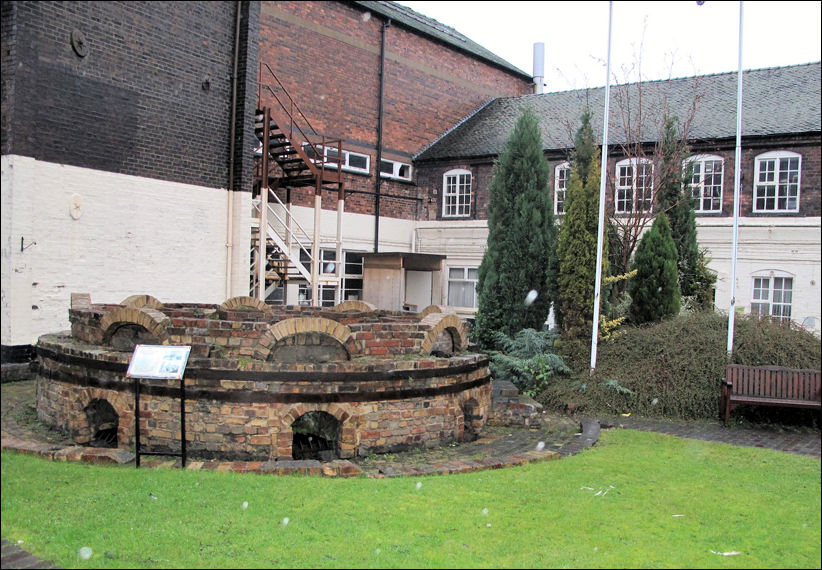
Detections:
[727, 1, 744, 358]
[590, 0, 613, 373]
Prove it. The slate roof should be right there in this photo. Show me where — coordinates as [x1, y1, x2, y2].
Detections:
[353, 1, 531, 78]
[415, 62, 821, 162]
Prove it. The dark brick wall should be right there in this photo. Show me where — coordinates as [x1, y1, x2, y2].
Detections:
[2, 1, 259, 192]
[258, 1, 532, 219]
[1, 2, 17, 155]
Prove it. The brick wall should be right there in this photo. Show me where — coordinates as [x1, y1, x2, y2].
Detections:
[2, 1, 259, 192]
[258, 0, 531, 220]
[417, 135, 822, 222]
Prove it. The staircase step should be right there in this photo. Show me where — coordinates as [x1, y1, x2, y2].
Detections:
[276, 157, 307, 166]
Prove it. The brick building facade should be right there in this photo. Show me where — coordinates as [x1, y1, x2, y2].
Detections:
[412, 64, 821, 332]
[2, 1, 261, 350]
[2, 1, 820, 355]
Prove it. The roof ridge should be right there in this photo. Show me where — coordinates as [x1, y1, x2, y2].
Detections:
[535, 61, 822, 96]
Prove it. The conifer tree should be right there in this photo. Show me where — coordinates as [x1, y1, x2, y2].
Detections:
[629, 212, 680, 324]
[656, 116, 700, 298]
[555, 111, 608, 338]
[472, 108, 556, 349]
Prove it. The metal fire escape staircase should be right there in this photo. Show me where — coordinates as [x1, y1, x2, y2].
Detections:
[251, 63, 345, 304]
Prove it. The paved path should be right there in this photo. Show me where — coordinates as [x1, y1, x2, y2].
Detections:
[2, 379, 818, 568]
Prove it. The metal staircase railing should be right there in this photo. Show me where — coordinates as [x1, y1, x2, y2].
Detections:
[251, 63, 346, 303]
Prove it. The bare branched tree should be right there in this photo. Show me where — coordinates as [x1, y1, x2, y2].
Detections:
[605, 61, 707, 296]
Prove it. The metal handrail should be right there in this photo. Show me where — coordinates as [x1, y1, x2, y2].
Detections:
[263, 188, 314, 261]
[257, 63, 343, 180]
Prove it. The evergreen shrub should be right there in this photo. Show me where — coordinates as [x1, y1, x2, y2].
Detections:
[542, 312, 821, 423]
[487, 329, 570, 397]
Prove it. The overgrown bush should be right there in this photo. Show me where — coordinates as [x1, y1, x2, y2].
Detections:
[487, 328, 570, 397]
[541, 312, 821, 423]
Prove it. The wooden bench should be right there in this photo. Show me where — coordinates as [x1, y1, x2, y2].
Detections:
[722, 364, 821, 425]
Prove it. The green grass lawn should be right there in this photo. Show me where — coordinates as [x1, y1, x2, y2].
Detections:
[2, 429, 819, 569]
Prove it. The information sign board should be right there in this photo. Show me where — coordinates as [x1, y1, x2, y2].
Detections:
[126, 345, 191, 380]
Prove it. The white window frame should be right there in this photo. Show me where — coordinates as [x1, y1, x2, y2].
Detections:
[615, 158, 653, 214]
[753, 150, 801, 213]
[554, 162, 570, 215]
[685, 155, 724, 213]
[380, 158, 413, 182]
[442, 169, 472, 218]
[297, 249, 365, 307]
[447, 266, 479, 308]
[303, 143, 370, 175]
[750, 271, 794, 322]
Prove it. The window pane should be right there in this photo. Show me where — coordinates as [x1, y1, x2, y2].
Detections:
[443, 172, 471, 217]
[348, 153, 368, 170]
[447, 266, 478, 308]
[344, 252, 363, 275]
[447, 282, 475, 307]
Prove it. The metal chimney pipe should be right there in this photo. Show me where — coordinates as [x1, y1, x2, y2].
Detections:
[533, 42, 545, 94]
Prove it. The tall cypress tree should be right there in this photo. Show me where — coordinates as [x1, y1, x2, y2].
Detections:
[629, 212, 681, 324]
[555, 110, 608, 338]
[472, 108, 556, 349]
[656, 116, 700, 298]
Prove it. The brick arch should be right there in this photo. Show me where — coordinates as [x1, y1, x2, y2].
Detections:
[67, 386, 131, 446]
[254, 317, 352, 361]
[333, 300, 376, 312]
[99, 307, 171, 345]
[419, 313, 468, 355]
[276, 403, 358, 459]
[418, 304, 456, 319]
[220, 296, 269, 312]
[120, 294, 164, 310]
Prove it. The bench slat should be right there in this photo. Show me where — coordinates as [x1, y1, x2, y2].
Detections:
[723, 365, 821, 424]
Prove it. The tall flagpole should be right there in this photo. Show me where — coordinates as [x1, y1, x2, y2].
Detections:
[726, 1, 744, 358]
[590, 0, 613, 373]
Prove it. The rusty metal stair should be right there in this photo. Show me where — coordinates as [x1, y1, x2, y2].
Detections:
[250, 63, 346, 304]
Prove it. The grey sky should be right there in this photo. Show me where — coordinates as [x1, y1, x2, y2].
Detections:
[398, 1, 822, 91]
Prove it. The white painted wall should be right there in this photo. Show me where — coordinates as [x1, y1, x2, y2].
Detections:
[414, 216, 822, 335]
[4, 156, 818, 345]
[697, 217, 822, 335]
[1, 155, 251, 345]
[278, 203, 416, 254]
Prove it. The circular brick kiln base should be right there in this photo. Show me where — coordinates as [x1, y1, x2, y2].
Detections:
[35, 334, 491, 461]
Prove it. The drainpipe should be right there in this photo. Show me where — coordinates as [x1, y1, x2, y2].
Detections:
[226, 1, 242, 298]
[374, 18, 390, 253]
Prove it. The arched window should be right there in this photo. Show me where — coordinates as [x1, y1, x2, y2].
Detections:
[442, 169, 472, 217]
[753, 151, 801, 212]
[615, 158, 653, 214]
[554, 162, 570, 215]
[685, 155, 724, 212]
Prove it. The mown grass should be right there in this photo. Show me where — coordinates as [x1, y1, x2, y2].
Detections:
[2, 429, 819, 569]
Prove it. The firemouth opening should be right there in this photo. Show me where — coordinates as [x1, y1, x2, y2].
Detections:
[291, 411, 341, 461]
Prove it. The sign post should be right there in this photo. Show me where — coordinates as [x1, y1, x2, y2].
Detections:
[126, 345, 191, 467]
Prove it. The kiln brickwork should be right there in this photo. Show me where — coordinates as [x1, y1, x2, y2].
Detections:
[37, 295, 490, 460]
